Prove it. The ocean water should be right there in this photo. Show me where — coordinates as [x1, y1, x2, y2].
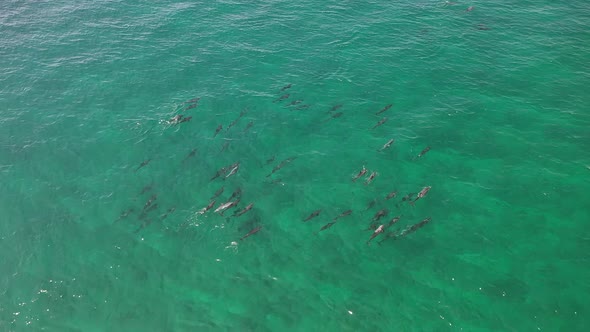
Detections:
[1, 0, 589, 331]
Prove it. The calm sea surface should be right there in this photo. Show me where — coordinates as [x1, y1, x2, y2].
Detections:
[1, 1, 589, 331]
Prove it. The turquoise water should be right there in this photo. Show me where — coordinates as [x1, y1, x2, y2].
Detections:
[1, 0, 589, 330]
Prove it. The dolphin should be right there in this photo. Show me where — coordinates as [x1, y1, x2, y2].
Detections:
[211, 186, 224, 200]
[365, 171, 378, 185]
[240, 226, 262, 240]
[352, 166, 367, 182]
[379, 139, 395, 152]
[372, 117, 388, 129]
[367, 225, 385, 245]
[333, 210, 352, 221]
[167, 115, 183, 125]
[220, 141, 230, 153]
[234, 203, 253, 217]
[227, 117, 240, 132]
[365, 198, 378, 211]
[413, 146, 431, 160]
[377, 230, 399, 245]
[160, 207, 176, 220]
[184, 103, 197, 111]
[387, 216, 402, 228]
[197, 200, 216, 214]
[267, 156, 297, 177]
[230, 188, 242, 200]
[303, 209, 321, 222]
[135, 159, 151, 172]
[214, 124, 223, 137]
[182, 149, 197, 163]
[400, 217, 432, 237]
[243, 121, 253, 132]
[319, 221, 336, 232]
[139, 203, 158, 220]
[274, 94, 290, 102]
[184, 97, 200, 103]
[225, 162, 240, 179]
[330, 112, 343, 119]
[385, 191, 398, 200]
[140, 183, 154, 195]
[330, 104, 343, 112]
[372, 209, 388, 221]
[410, 186, 431, 205]
[211, 165, 229, 181]
[115, 208, 134, 222]
[375, 104, 392, 115]
[214, 200, 239, 214]
[143, 194, 157, 210]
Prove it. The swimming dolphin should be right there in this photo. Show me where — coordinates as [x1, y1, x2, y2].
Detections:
[375, 104, 392, 115]
[225, 162, 240, 179]
[214, 200, 240, 214]
[140, 183, 154, 195]
[413, 146, 431, 160]
[220, 141, 230, 153]
[211, 165, 229, 181]
[167, 115, 183, 125]
[267, 156, 297, 177]
[372, 209, 388, 221]
[243, 121, 253, 132]
[387, 216, 402, 228]
[182, 149, 197, 163]
[367, 225, 385, 245]
[372, 117, 388, 129]
[211, 186, 224, 200]
[274, 94, 290, 102]
[385, 191, 398, 200]
[143, 194, 157, 210]
[330, 104, 343, 112]
[303, 209, 322, 222]
[240, 226, 262, 240]
[115, 208, 134, 222]
[377, 230, 400, 245]
[410, 186, 431, 205]
[214, 124, 223, 137]
[184, 97, 201, 104]
[197, 200, 216, 214]
[352, 166, 367, 182]
[379, 139, 395, 152]
[333, 210, 352, 221]
[400, 217, 432, 237]
[234, 203, 253, 217]
[135, 159, 151, 172]
[365, 198, 378, 210]
[227, 117, 240, 132]
[160, 207, 176, 220]
[229, 188, 242, 200]
[365, 171, 378, 185]
[319, 221, 336, 232]
[184, 103, 198, 111]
